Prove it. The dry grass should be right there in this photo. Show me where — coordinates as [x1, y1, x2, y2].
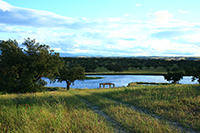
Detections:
[0, 91, 114, 133]
[87, 84, 200, 131]
[76, 92, 182, 133]
[1, 84, 199, 132]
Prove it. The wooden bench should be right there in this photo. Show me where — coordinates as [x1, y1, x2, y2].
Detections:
[99, 83, 115, 88]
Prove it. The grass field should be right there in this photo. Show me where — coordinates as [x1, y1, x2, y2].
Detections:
[1, 84, 200, 132]
[84, 76, 104, 80]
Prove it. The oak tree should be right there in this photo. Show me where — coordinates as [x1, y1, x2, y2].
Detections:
[0, 38, 64, 93]
[57, 64, 85, 90]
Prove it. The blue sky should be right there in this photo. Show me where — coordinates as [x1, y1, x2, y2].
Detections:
[0, 0, 200, 57]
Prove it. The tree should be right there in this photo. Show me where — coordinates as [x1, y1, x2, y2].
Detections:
[164, 72, 184, 83]
[105, 64, 123, 72]
[191, 66, 200, 83]
[0, 38, 64, 93]
[164, 64, 184, 84]
[171, 64, 180, 71]
[57, 64, 85, 90]
[185, 65, 200, 84]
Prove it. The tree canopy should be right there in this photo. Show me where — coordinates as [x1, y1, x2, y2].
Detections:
[164, 72, 184, 84]
[185, 65, 200, 84]
[57, 64, 85, 90]
[164, 64, 184, 83]
[0, 38, 64, 93]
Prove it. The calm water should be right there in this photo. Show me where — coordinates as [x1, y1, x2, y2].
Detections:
[43, 75, 198, 89]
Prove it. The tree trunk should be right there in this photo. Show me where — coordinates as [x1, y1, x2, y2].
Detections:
[66, 81, 71, 90]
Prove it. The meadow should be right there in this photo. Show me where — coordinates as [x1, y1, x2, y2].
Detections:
[0, 84, 200, 132]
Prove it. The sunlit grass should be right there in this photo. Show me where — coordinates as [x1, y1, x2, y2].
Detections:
[88, 84, 200, 131]
[1, 84, 199, 132]
[76, 91, 182, 133]
[0, 91, 114, 132]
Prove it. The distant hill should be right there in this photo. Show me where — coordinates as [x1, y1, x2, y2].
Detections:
[134, 56, 200, 61]
[1, 50, 199, 61]
[61, 55, 200, 61]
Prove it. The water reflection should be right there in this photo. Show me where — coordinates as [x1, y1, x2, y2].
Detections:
[43, 75, 198, 89]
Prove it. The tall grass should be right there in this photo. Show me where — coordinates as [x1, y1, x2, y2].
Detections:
[76, 92, 182, 133]
[1, 84, 199, 132]
[88, 84, 200, 131]
[0, 91, 114, 132]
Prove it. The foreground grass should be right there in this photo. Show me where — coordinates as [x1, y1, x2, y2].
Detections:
[87, 84, 200, 131]
[0, 91, 114, 132]
[1, 84, 199, 132]
[76, 92, 182, 133]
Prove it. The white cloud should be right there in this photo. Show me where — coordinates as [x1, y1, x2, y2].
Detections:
[0, 0, 12, 12]
[0, 1, 200, 57]
[146, 10, 173, 25]
[151, 29, 194, 39]
[182, 33, 200, 43]
[0, 1, 99, 29]
[70, 49, 94, 54]
[74, 45, 79, 48]
[124, 13, 130, 16]
[147, 39, 176, 52]
[136, 4, 142, 6]
[51, 48, 64, 53]
[179, 10, 188, 14]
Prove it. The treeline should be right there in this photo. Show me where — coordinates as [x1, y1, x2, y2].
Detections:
[63, 57, 200, 83]
[62, 57, 199, 73]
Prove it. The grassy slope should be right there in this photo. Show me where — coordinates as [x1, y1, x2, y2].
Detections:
[1, 84, 200, 132]
[86, 84, 200, 131]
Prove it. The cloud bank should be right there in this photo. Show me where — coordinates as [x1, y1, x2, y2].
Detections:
[146, 10, 173, 24]
[0, 0, 200, 57]
[136, 4, 142, 6]
[179, 10, 188, 14]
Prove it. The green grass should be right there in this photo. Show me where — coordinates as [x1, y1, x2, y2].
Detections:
[0, 91, 114, 132]
[86, 84, 200, 131]
[135, 82, 171, 85]
[84, 76, 104, 80]
[76, 92, 182, 133]
[1, 84, 200, 132]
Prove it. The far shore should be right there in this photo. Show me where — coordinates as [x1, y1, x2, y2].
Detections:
[85, 72, 167, 76]
[85, 72, 192, 76]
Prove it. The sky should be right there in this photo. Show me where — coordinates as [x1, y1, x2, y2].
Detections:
[0, 0, 200, 57]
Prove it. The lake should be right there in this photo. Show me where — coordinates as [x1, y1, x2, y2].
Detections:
[43, 75, 199, 89]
